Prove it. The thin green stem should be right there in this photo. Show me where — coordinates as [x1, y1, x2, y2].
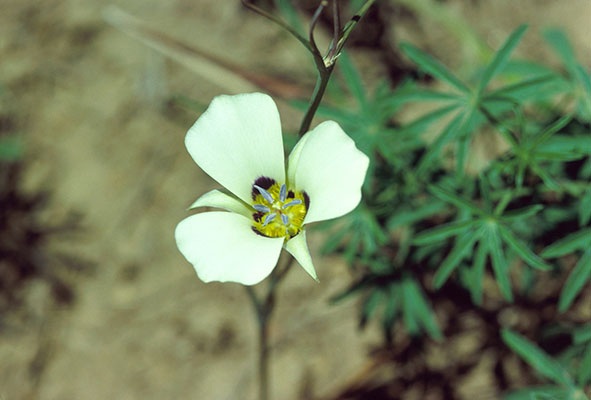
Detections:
[298, 66, 334, 136]
[334, 0, 378, 57]
[244, 254, 294, 400]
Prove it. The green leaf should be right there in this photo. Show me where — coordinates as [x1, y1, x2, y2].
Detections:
[534, 151, 583, 162]
[400, 42, 470, 94]
[429, 185, 486, 216]
[470, 239, 488, 305]
[413, 219, 476, 245]
[402, 280, 420, 336]
[386, 88, 462, 104]
[573, 324, 591, 344]
[404, 279, 443, 340]
[541, 228, 591, 258]
[497, 225, 552, 270]
[501, 329, 573, 386]
[433, 229, 481, 288]
[0, 136, 24, 161]
[486, 74, 555, 99]
[501, 205, 544, 221]
[579, 187, 591, 226]
[544, 29, 577, 75]
[532, 114, 574, 148]
[477, 25, 528, 96]
[455, 109, 477, 174]
[360, 289, 385, 327]
[504, 386, 571, 400]
[339, 51, 367, 109]
[388, 201, 447, 229]
[274, 0, 304, 35]
[400, 103, 461, 136]
[578, 339, 591, 386]
[416, 111, 465, 174]
[558, 247, 591, 312]
[487, 226, 513, 301]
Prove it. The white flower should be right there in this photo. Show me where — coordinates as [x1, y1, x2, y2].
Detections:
[175, 93, 369, 285]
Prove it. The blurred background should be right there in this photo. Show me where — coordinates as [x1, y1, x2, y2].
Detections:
[0, 0, 589, 399]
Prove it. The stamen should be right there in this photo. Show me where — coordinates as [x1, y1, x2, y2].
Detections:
[279, 184, 287, 202]
[283, 199, 302, 209]
[254, 185, 275, 204]
[281, 214, 289, 225]
[263, 212, 276, 227]
[253, 204, 270, 213]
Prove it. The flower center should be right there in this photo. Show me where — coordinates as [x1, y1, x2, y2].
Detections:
[251, 178, 308, 239]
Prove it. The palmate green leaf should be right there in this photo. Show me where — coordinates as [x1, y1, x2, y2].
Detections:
[487, 225, 513, 301]
[400, 42, 470, 94]
[501, 329, 573, 386]
[433, 228, 482, 289]
[403, 279, 443, 341]
[413, 219, 476, 245]
[477, 25, 528, 96]
[429, 184, 486, 216]
[541, 228, 591, 258]
[497, 225, 552, 270]
[558, 247, 591, 313]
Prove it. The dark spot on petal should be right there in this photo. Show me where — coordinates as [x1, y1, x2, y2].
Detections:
[302, 191, 310, 210]
[252, 212, 264, 222]
[252, 176, 276, 200]
[287, 190, 295, 199]
[251, 226, 270, 237]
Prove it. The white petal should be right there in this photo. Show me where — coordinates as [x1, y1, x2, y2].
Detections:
[185, 93, 285, 203]
[285, 230, 318, 281]
[189, 189, 252, 218]
[175, 212, 284, 285]
[287, 121, 369, 224]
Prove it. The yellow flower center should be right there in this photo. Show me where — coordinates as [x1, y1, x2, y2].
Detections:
[251, 178, 308, 239]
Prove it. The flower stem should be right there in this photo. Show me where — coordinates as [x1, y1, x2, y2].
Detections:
[298, 67, 334, 136]
[245, 256, 293, 400]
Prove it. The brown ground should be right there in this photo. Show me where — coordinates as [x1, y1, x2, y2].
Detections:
[0, 1, 589, 399]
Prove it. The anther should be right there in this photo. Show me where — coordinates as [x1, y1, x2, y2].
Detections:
[253, 204, 270, 213]
[254, 185, 275, 204]
[283, 199, 302, 209]
[263, 212, 276, 227]
[281, 214, 289, 225]
[279, 184, 287, 202]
